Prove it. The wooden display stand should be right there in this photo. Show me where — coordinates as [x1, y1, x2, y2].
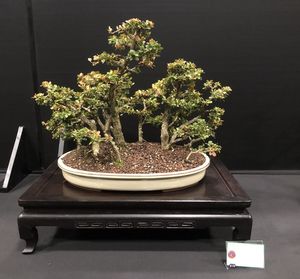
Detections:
[18, 159, 252, 254]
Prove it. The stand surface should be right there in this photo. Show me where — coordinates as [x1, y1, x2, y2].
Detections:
[18, 159, 252, 254]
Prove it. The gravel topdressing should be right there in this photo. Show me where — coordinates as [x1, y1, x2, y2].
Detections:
[62, 142, 206, 174]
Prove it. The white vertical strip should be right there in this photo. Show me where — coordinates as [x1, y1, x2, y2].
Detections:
[57, 138, 65, 158]
[2, 127, 24, 189]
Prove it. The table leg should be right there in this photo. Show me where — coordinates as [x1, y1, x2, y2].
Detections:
[18, 215, 38, 254]
[232, 216, 252, 241]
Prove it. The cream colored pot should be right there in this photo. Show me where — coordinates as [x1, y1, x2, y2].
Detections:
[58, 151, 210, 191]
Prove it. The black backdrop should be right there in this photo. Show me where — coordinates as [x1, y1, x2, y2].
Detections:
[1, 0, 300, 170]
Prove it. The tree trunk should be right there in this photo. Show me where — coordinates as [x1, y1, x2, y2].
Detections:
[109, 140, 122, 163]
[111, 114, 125, 146]
[92, 142, 100, 157]
[110, 92, 125, 146]
[138, 117, 143, 143]
[161, 111, 169, 150]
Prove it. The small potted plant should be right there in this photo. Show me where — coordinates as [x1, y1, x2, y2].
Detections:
[33, 18, 231, 191]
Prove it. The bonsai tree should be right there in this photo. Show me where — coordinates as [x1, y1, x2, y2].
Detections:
[33, 18, 231, 166]
[131, 59, 232, 160]
[33, 18, 162, 161]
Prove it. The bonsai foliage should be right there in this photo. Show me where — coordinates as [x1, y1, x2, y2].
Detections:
[33, 18, 231, 164]
[33, 18, 162, 161]
[132, 59, 232, 157]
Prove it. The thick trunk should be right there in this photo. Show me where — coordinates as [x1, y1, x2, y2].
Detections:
[81, 116, 101, 156]
[110, 92, 125, 146]
[111, 114, 125, 146]
[160, 111, 170, 150]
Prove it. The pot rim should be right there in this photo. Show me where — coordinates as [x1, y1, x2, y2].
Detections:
[58, 150, 210, 180]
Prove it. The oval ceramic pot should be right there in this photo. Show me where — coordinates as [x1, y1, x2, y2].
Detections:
[58, 151, 210, 192]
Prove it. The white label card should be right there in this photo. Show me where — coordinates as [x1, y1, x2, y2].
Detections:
[226, 240, 265, 269]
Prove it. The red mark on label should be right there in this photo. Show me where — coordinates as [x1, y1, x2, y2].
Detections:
[228, 250, 236, 259]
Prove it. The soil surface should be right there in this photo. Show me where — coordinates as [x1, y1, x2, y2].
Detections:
[62, 142, 205, 174]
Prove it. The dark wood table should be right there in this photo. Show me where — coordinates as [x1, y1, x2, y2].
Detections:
[18, 159, 252, 254]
